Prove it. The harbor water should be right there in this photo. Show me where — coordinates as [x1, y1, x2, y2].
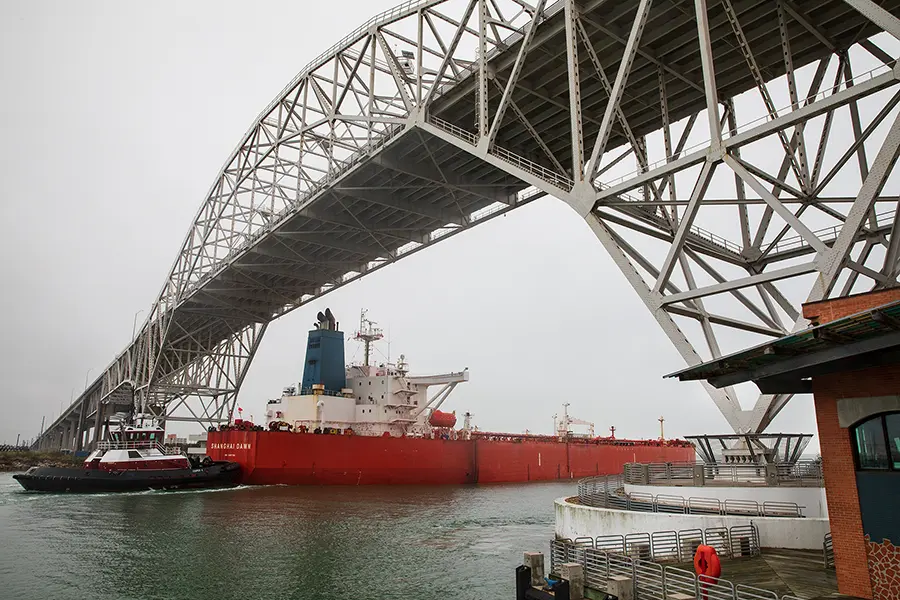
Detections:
[0, 472, 571, 599]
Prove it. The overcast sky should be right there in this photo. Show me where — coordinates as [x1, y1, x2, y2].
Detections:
[4, 0, 870, 451]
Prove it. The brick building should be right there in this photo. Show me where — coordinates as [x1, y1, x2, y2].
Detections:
[669, 289, 900, 600]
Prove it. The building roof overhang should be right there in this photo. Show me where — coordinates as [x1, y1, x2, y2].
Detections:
[665, 300, 900, 394]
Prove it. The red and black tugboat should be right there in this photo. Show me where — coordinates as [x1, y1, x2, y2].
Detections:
[14, 417, 241, 493]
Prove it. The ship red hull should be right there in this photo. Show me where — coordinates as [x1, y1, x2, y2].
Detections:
[207, 431, 694, 485]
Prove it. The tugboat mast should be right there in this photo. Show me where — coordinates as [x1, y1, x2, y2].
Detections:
[354, 309, 383, 368]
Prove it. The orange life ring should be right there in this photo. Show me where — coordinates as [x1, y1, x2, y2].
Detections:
[693, 544, 722, 581]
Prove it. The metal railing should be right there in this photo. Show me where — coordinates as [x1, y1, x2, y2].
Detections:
[552, 524, 760, 568]
[427, 115, 575, 192]
[95, 440, 182, 455]
[768, 209, 896, 256]
[823, 532, 834, 569]
[488, 144, 574, 191]
[578, 475, 805, 517]
[428, 115, 477, 144]
[622, 461, 824, 487]
[550, 524, 790, 600]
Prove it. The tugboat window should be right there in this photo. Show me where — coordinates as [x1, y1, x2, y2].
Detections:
[853, 413, 897, 471]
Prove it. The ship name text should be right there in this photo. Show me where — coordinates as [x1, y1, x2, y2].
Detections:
[209, 442, 251, 450]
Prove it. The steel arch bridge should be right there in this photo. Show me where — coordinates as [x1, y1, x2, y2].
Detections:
[36, 0, 900, 450]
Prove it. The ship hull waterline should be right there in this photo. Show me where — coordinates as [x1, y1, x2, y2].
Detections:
[12, 462, 243, 493]
[207, 431, 694, 486]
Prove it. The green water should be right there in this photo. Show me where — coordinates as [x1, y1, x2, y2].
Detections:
[0, 472, 571, 599]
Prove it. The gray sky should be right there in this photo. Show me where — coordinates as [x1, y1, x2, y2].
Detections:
[0, 0, 837, 450]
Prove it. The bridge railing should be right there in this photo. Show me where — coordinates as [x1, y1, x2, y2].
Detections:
[768, 208, 896, 255]
[488, 144, 575, 191]
[428, 115, 576, 192]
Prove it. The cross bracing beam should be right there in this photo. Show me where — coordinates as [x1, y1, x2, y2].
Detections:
[37, 0, 900, 447]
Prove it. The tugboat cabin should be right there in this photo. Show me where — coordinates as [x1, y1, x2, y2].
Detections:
[84, 425, 190, 471]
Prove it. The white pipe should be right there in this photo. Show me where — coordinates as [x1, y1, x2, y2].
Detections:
[316, 399, 325, 430]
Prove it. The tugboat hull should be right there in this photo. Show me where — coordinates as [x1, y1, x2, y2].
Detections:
[12, 461, 242, 493]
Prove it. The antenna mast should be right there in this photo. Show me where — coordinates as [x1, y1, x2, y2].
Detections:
[354, 309, 383, 367]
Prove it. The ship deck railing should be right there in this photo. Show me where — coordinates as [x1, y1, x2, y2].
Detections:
[95, 440, 183, 455]
[272, 388, 347, 399]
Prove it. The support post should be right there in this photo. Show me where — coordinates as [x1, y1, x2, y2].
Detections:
[74, 396, 87, 452]
[694, 0, 721, 146]
[560, 562, 584, 600]
[524, 552, 545, 586]
[92, 401, 104, 446]
[564, 0, 584, 184]
[608, 575, 635, 600]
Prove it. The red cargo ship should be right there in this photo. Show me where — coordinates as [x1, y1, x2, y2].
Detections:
[207, 309, 694, 485]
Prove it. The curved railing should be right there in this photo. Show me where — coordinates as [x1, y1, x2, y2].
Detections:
[621, 460, 823, 487]
[577, 474, 805, 518]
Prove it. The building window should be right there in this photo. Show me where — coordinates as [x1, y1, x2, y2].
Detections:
[852, 412, 900, 471]
[888, 413, 900, 469]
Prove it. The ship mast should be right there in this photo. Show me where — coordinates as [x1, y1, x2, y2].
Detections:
[556, 403, 595, 437]
[354, 309, 383, 368]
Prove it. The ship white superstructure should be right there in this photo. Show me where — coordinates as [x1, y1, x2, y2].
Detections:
[264, 310, 468, 437]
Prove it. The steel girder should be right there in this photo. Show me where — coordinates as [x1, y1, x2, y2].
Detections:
[35, 0, 900, 447]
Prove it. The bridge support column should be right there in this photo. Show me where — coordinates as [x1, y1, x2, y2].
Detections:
[92, 402, 104, 447]
[74, 397, 87, 452]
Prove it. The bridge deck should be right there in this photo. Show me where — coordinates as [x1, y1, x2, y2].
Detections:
[433, 0, 895, 170]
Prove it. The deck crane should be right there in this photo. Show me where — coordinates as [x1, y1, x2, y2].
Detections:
[553, 403, 595, 438]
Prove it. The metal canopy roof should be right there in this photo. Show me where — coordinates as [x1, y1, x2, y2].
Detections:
[666, 299, 900, 393]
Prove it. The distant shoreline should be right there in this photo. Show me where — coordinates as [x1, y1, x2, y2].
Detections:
[0, 452, 82, 472]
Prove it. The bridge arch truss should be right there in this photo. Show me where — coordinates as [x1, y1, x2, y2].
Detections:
[37, 0, 900, 449]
